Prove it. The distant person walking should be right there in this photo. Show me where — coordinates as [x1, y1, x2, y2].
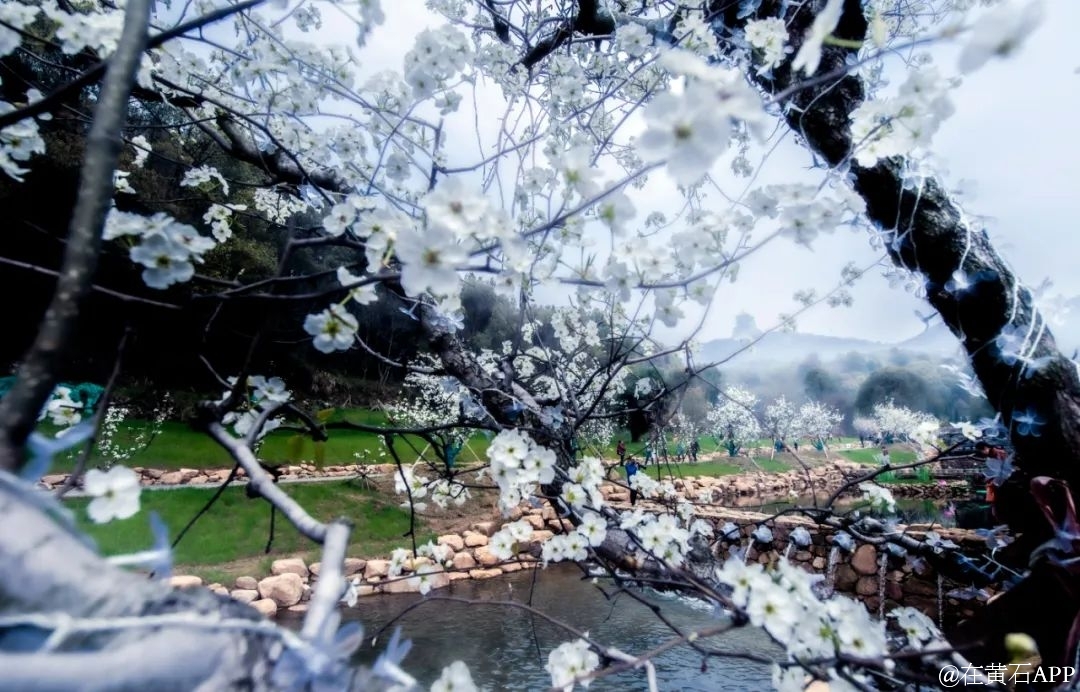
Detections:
[879, 445, 890, 466]
[625, 458, 640, 505]
[689, 439, 700, 463]
[616, 439, 626, 463]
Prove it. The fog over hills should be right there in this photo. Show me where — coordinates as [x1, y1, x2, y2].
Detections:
[702, 307, 1080, 369]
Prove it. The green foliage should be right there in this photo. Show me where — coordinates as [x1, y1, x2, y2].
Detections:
[854, 367, 932, 415]
[69, 481, 428, 569]
[840, 448, 918, 466]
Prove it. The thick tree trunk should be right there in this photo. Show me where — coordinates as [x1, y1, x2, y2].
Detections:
[718, 0, 1080, 669]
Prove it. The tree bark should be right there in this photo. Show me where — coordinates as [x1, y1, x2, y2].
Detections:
[718, 0, 1080, 668]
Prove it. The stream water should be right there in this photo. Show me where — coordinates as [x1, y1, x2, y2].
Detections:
[734, 496, 957, 527]
[281, 565, 781, 690]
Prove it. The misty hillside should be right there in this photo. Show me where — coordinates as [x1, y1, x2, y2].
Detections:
[702, 308, 1080, 369]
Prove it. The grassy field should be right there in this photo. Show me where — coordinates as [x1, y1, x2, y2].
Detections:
[45, 408, 493, 471]
[68, 480, 432, 583]
[630, 456, 793, 481]
[838, 448, 919, 466]
[43, 406, 864, 475]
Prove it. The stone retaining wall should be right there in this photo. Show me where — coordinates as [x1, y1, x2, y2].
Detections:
[166, 472, 993, 626]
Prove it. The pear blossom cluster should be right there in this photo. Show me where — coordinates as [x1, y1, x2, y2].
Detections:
[96, 397, 171, 468]
[392, 462, 471, 511]
[216, 375, 292, 440]
[487, 520, 535, 561]
[546, 639, 600, 691]
[83, 465, 142, 524]
[486, 429, 557, 513]
[103, 210, 219, 289]
[715, 556, 892, 689]
[860, 483, 898, 513]
[849, 63, 956, 166]
[403, 25, 472, 99]
[622, 510, 696, 566]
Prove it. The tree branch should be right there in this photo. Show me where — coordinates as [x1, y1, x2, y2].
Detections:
[0, 0, 152, 471]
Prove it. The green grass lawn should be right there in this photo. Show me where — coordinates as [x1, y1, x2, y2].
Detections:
[839, 448, 919, 466]
[68, 480, 432, 582]
[44, 408, 493, 471]
[641, 456, 792, 480]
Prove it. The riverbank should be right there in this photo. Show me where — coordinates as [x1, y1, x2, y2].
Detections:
[157, 460, 991, 626]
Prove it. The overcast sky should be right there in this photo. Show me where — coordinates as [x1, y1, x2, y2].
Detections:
[331, 1, 1078, 345]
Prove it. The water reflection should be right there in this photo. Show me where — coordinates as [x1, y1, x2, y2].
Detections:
[281, 565, 781, 690]
[733, 496, 956, 527]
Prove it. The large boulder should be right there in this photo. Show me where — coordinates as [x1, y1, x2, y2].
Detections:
[271, 557, 309, 579]
[257, 573, 304, 607]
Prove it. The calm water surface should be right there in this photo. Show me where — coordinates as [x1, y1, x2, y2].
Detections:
[284, 565, 781, 690]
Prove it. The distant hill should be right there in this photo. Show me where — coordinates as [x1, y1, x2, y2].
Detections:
[703, 305, 1080, 369]
[701, 312, 961, 368]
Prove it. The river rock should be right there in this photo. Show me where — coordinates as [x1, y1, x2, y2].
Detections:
[473, 546, 500, 567]
[528, 530, 554, 550]
[258, 573, 304, 607]
[365, 559, 391, 578]
[161, 471, 185, 485]
[169, 575, 203, 589]
[855, 576, 880, 597]
[452, 552, 477, 570]
[463, 531, 488, 547]
[383, 577, 419, 594]
[834, 564, 858, 591]
[524, 514, 546, 530]
[235, 575, 258, 590]
[343, 558, 367, 576]
[471, 521, 496, 536]
[812, 556, 826, 569]
[287, 604, 309, 615]
[438, 534, 465, 552]
[250, 599, 278, 618]
[271, 558, 308, 579]
[469, 568, 503, 580]
[231, 589, 259, 604]
[851, 545, 878, 576]
[208, 583, 229, 596]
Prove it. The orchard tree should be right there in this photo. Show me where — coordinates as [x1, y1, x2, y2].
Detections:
[762, 395, 799, 456]
[706, 385, 762, 457]
[0, 0, 1077, 690]
[796, 400, 845, 456]
[871, 400, 940, 446]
